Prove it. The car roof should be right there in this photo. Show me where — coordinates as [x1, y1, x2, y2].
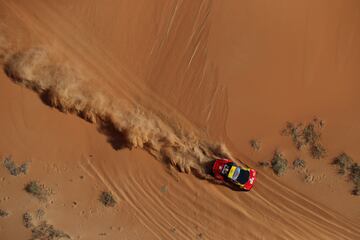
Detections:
[237, 168, 250, 184]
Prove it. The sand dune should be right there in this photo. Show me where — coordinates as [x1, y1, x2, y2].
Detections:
[0, 1, 359, 240]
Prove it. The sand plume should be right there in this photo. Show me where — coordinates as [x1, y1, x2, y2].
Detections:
[3, 47, 233, 179]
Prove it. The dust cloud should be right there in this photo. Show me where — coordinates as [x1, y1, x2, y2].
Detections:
[2, 45, 233, 179]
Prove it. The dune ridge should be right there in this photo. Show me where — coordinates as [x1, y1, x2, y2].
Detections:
[2, 45, 233, 179]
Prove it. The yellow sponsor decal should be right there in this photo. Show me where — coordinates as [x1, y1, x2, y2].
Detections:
[228, 166, 236, 178]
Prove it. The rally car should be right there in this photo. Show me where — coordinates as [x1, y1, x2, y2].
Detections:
[212, 159, 256, 191]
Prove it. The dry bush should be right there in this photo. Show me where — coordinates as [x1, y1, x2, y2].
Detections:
[3, 155, 29, 176]
[30, 222, 70, 240]
[349, 163, 360, 196]
[293, 158, 306, 169]
[271, 151, 288, 176]
[333, 153, 360, 196]
[282, 119, 326, 159]
[250, 139, 261, 151]
[258, 161, 270, 168]
[24, 181, 52, 201]
[23, 212, 34, 229]
[0, 209, 9, 218]
[302, 123, 321, 145]
[22, 209, 70, 239]
[310, 143, 326, 159]
[99, 191, 116, 207]
[332, 153, 353, 175]
[281, 122, 304, 149]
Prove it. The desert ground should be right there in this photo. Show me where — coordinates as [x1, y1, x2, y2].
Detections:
[0, 1, 359, 239]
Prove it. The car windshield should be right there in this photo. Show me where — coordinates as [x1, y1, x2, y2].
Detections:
[231, 167, 241, 181]
[237, 170, 250, 184]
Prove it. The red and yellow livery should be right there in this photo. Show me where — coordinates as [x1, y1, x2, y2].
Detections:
[212, 159, 256, 191]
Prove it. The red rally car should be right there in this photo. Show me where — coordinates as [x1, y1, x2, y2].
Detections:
[212, 159, 256, 191]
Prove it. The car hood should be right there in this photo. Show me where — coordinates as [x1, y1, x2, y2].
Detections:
[243, 169, 256, 190]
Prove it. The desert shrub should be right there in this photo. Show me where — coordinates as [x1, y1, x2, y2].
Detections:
[271, 151, 288, 176]
[282, 119, 326, 159]
[99, 191, 116, 207]
[349, 163, 360, 196]
[31, 222, 70, 240]
[22, 210, 70, 239]
[258, 161, 270, 168]
[3, 156, 29, 176]
[281, 122, 303, 149]
[0, 209, 9, 218]
[333, 153, 360, 196]
[250, 139, 261, 151]
[302, 123, 320, 145]
[353, 187, 360, 196]
[293, 159, 306, 169]
[332, 153, 353, 175]
[310, 143, 326, 159]
[24, 181, 52, 201]
[23, 212, 34, 228]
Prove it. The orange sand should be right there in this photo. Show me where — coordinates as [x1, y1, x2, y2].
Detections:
[0, 1, 359, 239]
